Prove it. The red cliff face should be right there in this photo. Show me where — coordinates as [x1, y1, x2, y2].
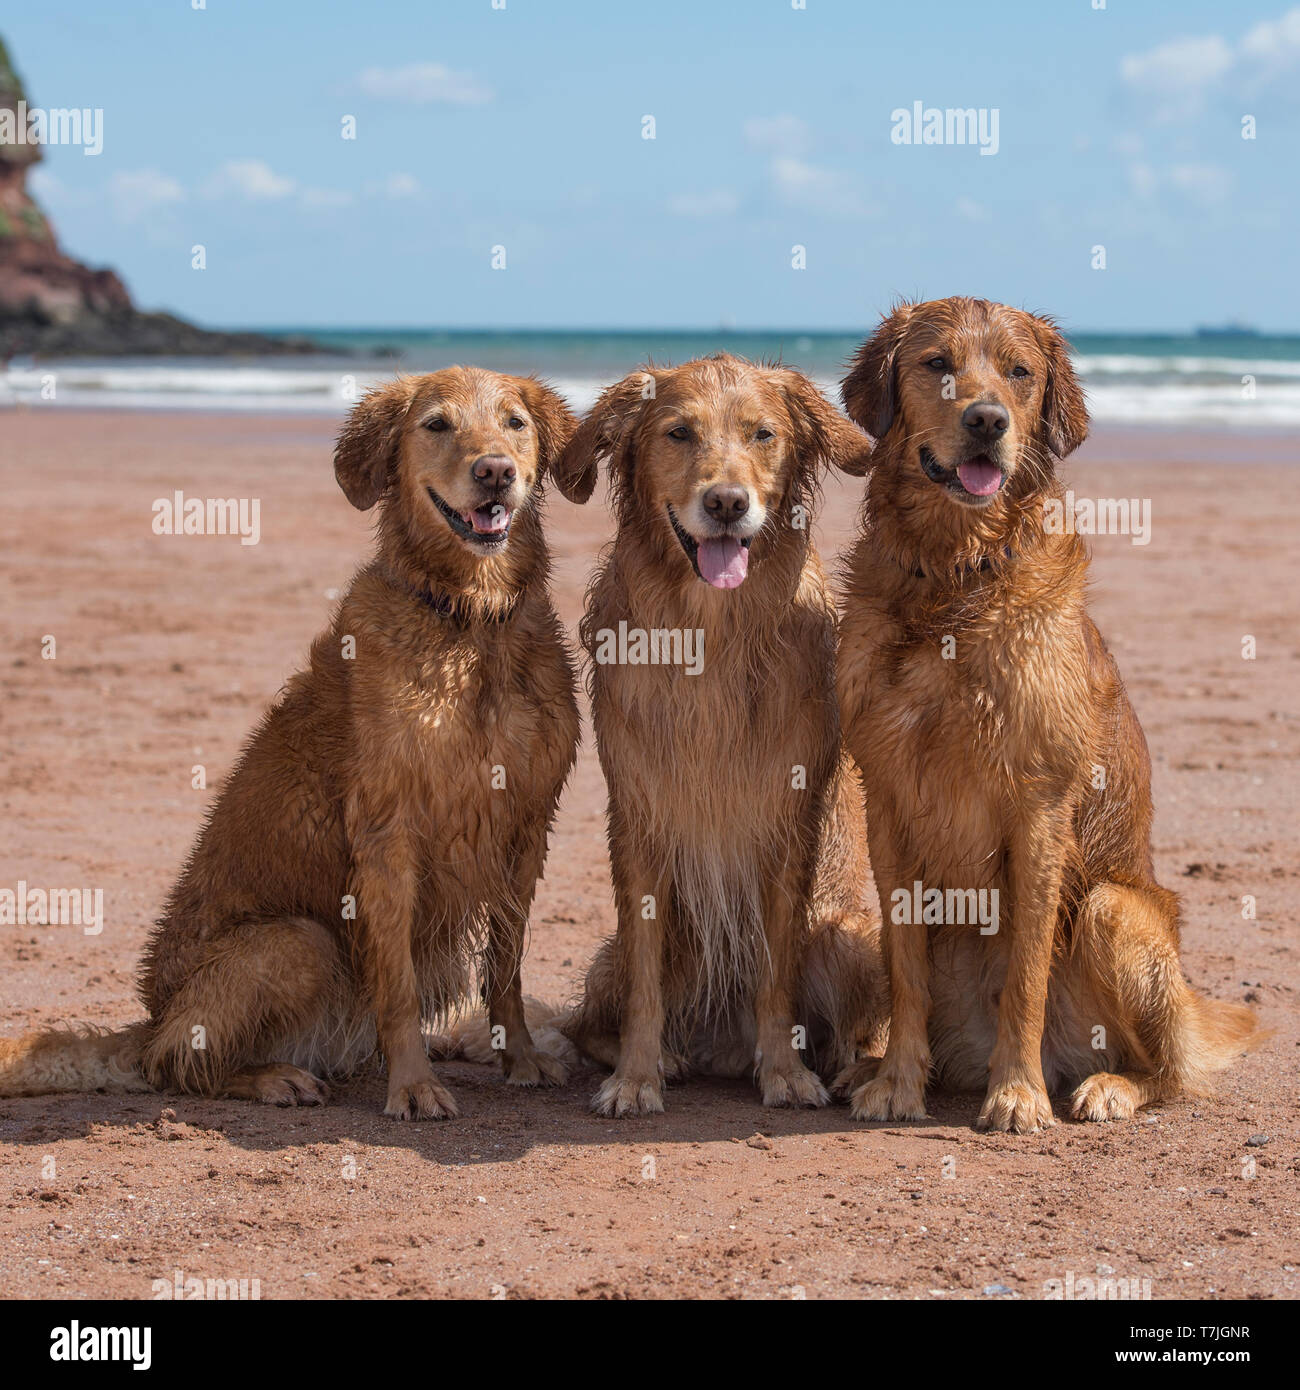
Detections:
[0, 35, 315, 357]
[0, 38, 133, 332]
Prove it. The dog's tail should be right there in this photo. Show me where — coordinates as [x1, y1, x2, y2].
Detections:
[0, 1023, 154, 1097]
[1174, 987, 1264, 1093]
[427, 996, 579, 1067]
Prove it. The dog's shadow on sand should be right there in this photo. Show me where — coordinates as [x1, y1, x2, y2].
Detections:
[0, 1060, 995, 1164]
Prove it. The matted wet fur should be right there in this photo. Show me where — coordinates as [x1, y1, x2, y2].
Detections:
[834, 297, 1260, 1133]
[548, 355, 889, 1115]
[0, 367, 581, 1119]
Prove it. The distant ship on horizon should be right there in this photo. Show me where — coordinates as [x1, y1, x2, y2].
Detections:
[1195, 321, 1261, 339]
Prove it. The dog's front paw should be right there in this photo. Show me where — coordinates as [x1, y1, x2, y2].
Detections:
[385, 1076, 458, 1121]
[977, 1079, 1056, 1133]
[229, 1064, 330, 1107]
[761, 1059, 830, 1109]
[830, 1056, 881, 1099]
[592, 1072, 664, 1117]
[1069, 1072, 1140, 1123]
[848, 1068, 928, 1122]
[502, 1048, 568, 1088]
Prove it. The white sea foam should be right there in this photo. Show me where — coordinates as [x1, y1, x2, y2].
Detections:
[1072, 354, 1300, 379]
[3, 360, 1299, 428]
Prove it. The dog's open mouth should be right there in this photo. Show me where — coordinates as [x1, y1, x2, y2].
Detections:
[920, 447, 1005, 503]
[667, 504, 753, 590]
[428, 487, 514, 548]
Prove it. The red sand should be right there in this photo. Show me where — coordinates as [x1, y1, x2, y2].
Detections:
[0, 411, 1295, 1299]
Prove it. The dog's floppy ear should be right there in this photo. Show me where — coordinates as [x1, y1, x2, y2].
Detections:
[551, 370, 655, 504]
[509, 375, 578, 477]
[841, 302, 915, 441]
[334, 377, 419, 510]
[779, 369, 872, 478]
[1032, 316, 1089, 459]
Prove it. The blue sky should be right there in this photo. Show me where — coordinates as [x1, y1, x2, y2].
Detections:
[7, 0, 1299, 331]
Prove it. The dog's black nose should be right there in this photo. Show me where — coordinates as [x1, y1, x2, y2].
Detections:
[471, 455, 516, 490]
[702, 484, 750, 522]
[961, 400, 1010, 440]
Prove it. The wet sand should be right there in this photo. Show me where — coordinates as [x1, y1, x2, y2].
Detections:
[0, 410, 1295, 1300]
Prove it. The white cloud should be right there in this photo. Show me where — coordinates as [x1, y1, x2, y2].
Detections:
[771, 156, 871, 218]
[1127, 159, 1232, 205]
[358, 62, 493, 105]
[1121, 7, 1300, 115]
[1127, 161, 1158, 198]
[28, 167, 81, 206]
[1240, 6, 1300, 76]
[108, 168, 185, 223]
[384, 172, 419, 198]
[201, 159, 352, 210]
[667, 188, 739, 218]
[206, 159, 297, 200]
[1168, 162, 1233, 204]
[743, 114, 870, 218]
[361, 173, 420, 200]
[1120, 34, 1233, 98]
[743, 114, 809, 157]
[955, 196, 990, 222]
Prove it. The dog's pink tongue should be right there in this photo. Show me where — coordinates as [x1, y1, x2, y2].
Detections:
[957, 456, 1003, 496]
[697, 537, 749, 589]
[469, 504, 511, 533]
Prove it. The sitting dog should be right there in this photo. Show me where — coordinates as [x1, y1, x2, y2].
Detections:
[834, 297, 1259, 1133]
[0, 368, 580, 1120]
[549, 355, 888, 1115]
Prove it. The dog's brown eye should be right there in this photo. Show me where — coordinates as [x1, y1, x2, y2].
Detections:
[925, 356, 947, 371]
[1010, 365, 1031, 379]
[667, 425, 691, 441]
[755, 428, 774, 442]
[425, 417, 449, 432]
[507, 415, 526, 430]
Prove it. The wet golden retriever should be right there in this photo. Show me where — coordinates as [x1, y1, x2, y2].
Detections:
[0, 368, 580, 1120]
[834, 297, 1259, 1132]
[549, 355, 888, 1116]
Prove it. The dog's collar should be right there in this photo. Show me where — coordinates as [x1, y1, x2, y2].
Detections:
[908, 545, 1015, 582]
[385, 571, 521, 625]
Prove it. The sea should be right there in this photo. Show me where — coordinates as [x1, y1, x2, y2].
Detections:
[4, 328, 1300, 428]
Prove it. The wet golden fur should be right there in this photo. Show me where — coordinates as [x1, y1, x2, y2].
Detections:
[551, 356, 888, 1115]
[0, 368, 581, 1119]
[834, 297, 1259, 1133]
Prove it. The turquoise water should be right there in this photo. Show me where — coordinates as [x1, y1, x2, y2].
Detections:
[290, 327, 1300, 383]
[6, 329, 1300, 427]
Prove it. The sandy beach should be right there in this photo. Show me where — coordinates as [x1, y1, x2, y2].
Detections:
[0, 409, 1295, 1300]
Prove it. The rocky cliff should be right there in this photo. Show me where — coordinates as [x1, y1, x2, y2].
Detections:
[0, 36, 316, 358]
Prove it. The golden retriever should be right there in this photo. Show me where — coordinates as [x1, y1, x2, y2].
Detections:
[549, 355, 888, 1116]
[0, 368, 580, 1120]
[834, 297, 1259, 1132]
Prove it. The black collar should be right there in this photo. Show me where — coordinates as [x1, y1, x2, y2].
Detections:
[387, 571, 521, 625]
[909, 545, 1014, 582]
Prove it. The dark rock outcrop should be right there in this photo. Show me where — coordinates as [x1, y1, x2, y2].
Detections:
[0, 36, 318, 358]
